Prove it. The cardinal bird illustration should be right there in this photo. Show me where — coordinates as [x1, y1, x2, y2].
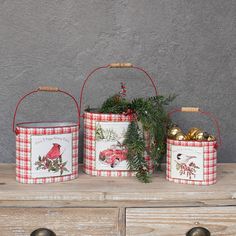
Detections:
[176, 153, 197, 164]
[46, 143, 61, 160]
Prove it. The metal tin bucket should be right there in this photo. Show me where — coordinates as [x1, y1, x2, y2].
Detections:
[80, 63, 157, 176]
[166, 107, 221, 185]
[13, 86, 80, 184]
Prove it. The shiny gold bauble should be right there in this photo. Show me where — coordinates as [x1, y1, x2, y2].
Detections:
[187, 127, 202, 140]
[194, 131, 209, 141]
[167, 126, 182, 139]
[175, 132, 187, 141]
[207, 135, 216, 141]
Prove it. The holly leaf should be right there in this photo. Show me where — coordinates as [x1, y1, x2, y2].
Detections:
[62, 161, 67, 167]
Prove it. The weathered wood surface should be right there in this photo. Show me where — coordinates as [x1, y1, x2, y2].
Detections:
[0, 164, 235, 236]
[0, 164, 235, 207]
[0, 208, 119, 236]
[126, 207, 236, 236]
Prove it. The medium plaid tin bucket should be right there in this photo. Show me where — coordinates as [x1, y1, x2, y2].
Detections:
[13, 86, 80, 184]
[80, 63, 157, 176]
[166, 107, 221, 185]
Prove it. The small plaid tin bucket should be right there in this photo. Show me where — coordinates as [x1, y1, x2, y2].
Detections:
[13, 86, 80, 184]
[166, 107, 221, 185]
[80, 63, 157, 177]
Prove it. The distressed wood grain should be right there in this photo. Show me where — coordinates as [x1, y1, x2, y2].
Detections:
[0, 164, 235, 206]
[0, 208, 119, 236]
[0, 164, 235, 236]
[126, 207, 236, 236]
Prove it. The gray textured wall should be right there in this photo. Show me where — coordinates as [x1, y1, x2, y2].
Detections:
[0, 0, 235, 163]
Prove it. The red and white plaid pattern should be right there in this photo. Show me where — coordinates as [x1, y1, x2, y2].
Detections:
[83, 112, 153, 176]
[16, 124, 79, 184]
[166, 139, 217, 185]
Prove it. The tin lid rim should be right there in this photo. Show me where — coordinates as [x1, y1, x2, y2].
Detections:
[166, 138, 217, 143]
[16, 121, 79, 129]
[84, 111, 134, 116]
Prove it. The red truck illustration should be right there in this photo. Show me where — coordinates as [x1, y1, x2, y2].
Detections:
[99, 146, 128, 168]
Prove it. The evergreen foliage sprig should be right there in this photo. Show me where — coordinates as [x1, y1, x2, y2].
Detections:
[131, 95, 176, 167]
[123, 121, 151, 183]
[98, 89, 176, 182]
[99, 94, 130, 114]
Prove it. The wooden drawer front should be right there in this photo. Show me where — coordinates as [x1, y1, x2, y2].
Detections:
[126, 207, 236, 236]
[0, 208, 119, 236]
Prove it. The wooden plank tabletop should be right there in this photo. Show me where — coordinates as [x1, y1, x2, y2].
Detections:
[0, 164, 235, 207]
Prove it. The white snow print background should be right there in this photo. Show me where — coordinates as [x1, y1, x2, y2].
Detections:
[171, 145, 204, 180]
[31, 133, 72, 178]
[95, 121, 130, 170]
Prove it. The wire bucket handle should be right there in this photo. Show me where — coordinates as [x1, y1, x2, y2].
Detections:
[79, 63, 158, 120]
[168, 107, 222, 147]
[12, 86, 80, 133]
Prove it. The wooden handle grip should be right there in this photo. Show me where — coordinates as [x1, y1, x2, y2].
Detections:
[109, 63, 133, 68]
[38, 86, 59, 92]
[181, 107, 200, 112]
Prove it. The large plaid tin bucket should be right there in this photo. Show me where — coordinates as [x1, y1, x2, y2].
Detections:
[80, 63, 157, 176]
[166, 107, 221, 185]
[13, 86, 80, 184]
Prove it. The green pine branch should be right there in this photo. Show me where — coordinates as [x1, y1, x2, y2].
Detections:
[99, 94, 130, 114]
[123, 121, 151, 183]
[130, 95, 176, 167]
[95, 88, 176, 182]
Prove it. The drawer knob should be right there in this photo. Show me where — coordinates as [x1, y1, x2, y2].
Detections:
[186, 227, 211, 236]
[30, 228, 56, 236]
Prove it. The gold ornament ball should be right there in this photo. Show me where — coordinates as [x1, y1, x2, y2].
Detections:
[167, 126, 182, 139]
[207, 135, 216, 141]
[187, 127, 202, 139]
[194, 131, 209, 141]
[175, 132, 187, 141]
